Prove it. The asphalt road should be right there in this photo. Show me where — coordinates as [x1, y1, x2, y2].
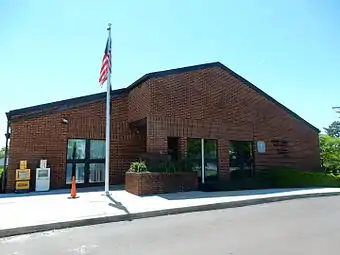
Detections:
[1, 196, 340, 255]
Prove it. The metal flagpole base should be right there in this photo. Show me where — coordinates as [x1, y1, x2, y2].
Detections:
[101, 191, 111, 196]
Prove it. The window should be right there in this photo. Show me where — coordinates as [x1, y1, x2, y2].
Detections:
[229, 141, 254, 180]
[187, 138, 201, 160]
[187, 138, 218, 180]
[66, 139, 105, 185]
[90, 140, 106, 159]
[89, 163, 105, 183]
[67, 139, 86, 159]
[66, 163, 85, 184]
[187, 138, 202, 177]
[204, 140, 218, 178]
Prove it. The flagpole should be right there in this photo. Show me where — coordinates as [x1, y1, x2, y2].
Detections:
[104, 22, 112, 195]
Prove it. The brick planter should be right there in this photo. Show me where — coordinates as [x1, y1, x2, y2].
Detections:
[125, 172, 198, 196]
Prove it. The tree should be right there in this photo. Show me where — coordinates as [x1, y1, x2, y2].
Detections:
[0, 147, 5, 158]
[320, 134, 340, 173]
[324, 121, 340, 138]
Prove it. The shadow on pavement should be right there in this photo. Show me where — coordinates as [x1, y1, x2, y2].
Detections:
[157, 188, 316, 200]
[107, 194, 132, 221]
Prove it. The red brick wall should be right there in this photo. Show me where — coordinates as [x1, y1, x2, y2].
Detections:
[128, 82, 151, 123]
[7, 95, 146, 192]
[125, 172, 198, 195]
[144, 66, 320, 178]
[7, 65, 320, 191]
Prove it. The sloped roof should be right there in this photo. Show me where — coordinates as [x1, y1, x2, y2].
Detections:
[6, 62, 319, 132]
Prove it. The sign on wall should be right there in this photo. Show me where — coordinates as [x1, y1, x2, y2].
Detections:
[256, 141, 266, 153]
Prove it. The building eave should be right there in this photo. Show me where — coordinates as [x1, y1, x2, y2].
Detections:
[7, 88, 127, 123]
[6, 61, 320, 133]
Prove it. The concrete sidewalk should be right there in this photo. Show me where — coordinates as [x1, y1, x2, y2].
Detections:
[1, 187, 340, 238]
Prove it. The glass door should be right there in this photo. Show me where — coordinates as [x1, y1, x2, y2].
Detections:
[66, 139, 86, 184]
[66, 139, 105, 185]
[187, 138, 219, 182]
[204, 139, 218, 181]
[229, 141, 254, 180]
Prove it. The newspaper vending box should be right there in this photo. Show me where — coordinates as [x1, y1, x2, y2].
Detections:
[35, 159, 50, 192]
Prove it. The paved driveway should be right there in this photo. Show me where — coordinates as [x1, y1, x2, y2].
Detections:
[1, 196, 340, 254]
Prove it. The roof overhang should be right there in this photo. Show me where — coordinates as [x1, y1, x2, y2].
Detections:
[6, 62, 320, 133]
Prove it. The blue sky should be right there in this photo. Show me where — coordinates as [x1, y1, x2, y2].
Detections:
[0, 0, 339, 147]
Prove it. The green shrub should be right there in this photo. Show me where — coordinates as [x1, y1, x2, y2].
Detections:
[159, 161, 177, 173]
[257, 168, 340, 188]
[128, 161, 148, 173]
[176, 156, 194, 172]
[0, 168, 3, 178]
[209, 168, 340, 191]
[149, 161, 181, 173]
[320, 134, 340, 173]
[146, 156, 195, 173]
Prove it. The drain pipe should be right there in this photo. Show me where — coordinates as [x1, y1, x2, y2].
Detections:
[1, 120, 10, 193]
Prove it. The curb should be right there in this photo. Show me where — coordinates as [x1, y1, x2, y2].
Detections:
[1, 191, 340, 238]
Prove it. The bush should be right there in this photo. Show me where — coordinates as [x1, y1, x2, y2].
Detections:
[0, 168, 3, 178]
[146, 156, 195, 173]
[176, 156, 194, 172]
[257, 169, 340, 188]
[320, 134, 340, 173]
[159, 161, 177, 173]
[128, 161, 148, 173]
[208, 168, 340, 192]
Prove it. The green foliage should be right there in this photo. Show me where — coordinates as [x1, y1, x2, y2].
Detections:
[210, 169, 340, 191]
[187, 139, 218, 159]
[0, 147, 5, 158]
[257, 169, 340, 188]
[158, 161, 177, 173]
[0, 168, 3, 178]
[320, 134, 340, 173]
[147, 156, 195, 173]
[128, 161, 148, 173]
[176, 156, 194, 172]
[324, 121, 340, 138]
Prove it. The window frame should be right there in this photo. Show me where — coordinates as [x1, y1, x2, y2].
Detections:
[89, 140, 106, 160]
[66, 138, 105, 185]
[204, 139, 219, 180]
[228, 140, 255, 179]
[187, 138, 219, 181]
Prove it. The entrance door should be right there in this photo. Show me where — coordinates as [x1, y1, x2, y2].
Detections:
[66, 139, 106, 186]
[187, 138, 219, 182]
[229, 141, 254, 180]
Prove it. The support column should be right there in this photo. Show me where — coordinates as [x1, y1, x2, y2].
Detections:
[201, 138, 205, 184]
[218, 139, 229, 181]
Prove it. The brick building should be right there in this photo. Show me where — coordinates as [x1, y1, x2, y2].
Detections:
[2, 62, 320, 192]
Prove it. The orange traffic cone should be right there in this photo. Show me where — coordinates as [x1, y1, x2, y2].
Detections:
[68, 176, 79, 199]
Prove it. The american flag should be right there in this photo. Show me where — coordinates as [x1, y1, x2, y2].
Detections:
[99, 36, 112, 86]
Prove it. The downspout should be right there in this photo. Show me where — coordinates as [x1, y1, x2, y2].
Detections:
[1, 118, 10, 193]
[252, 120, 256, 177]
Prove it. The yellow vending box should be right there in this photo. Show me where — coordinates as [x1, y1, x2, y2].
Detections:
[15, 160, 31, 193]
[19, 160, 27, 170]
